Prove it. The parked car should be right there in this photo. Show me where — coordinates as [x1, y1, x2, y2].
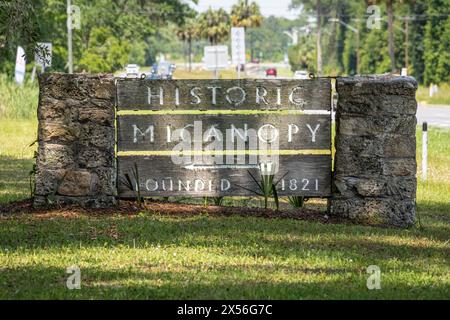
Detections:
[236, 64, 245, 72]
[265, 68, 277, 77]
[150, 61, 176, 80]
[125, 64, 140, 78]
[294, 70, 309, 80]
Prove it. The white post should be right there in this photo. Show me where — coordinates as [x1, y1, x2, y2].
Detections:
[67, 0, 73, 74]
[422, 122, 428, 181]
[31, 65, 36, 82]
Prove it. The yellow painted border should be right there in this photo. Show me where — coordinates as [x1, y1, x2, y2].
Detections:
[117, 109, 331, 115]
[117, 150, 331, 156]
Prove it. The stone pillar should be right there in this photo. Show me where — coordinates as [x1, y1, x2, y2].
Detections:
[34, 73, 116, 207]
[330, 75, 418, 227]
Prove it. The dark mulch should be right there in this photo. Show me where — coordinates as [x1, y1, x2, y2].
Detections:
[0, 198, 360, 225]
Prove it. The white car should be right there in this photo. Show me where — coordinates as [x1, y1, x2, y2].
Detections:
[294, 70, 309, 80]
[125, 64, 140, 78]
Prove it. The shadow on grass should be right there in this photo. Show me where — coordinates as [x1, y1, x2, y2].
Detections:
[0, 156, 34, 203]
[1, 215, 449, 264]
[0, 264, 448, 299]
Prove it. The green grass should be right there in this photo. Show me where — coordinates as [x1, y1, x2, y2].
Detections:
[0, 119, 449, 299]
[0, 75, 449, 299]
[0, 119, 38, 203]
[417, 83, 450, 106]
[0, 75, 39, 119]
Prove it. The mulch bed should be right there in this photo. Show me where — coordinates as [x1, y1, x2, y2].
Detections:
[0, 198, 360, 225]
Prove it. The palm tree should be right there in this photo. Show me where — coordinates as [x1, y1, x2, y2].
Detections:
[176, 19, 199, 72]
[230, 0, 263, 29]
[197, 7, 230, 45]
[230, 0, 263, 61]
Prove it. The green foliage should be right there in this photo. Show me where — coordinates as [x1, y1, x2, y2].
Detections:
[197, 7, 230, 45]
[212, 197, 225, 206]
[120, 162, 143, 207]
[248, 16, 305, 62]
[238, 164, 287, 210]
[0, 0, 196, 74]
[231, 0, 263, 29]
[288, 39, 316, 73]
[359, 29, 392, 74]
[423, 0, 450, 84]
[436, 16, 450, 83]
[0, 0, 42, 73]
[287, 196, 305, 208]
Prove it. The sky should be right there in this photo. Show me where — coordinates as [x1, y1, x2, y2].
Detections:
[190, 0, 302, 20]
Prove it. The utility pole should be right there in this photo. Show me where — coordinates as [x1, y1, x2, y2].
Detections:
[67, 0, 73, 74]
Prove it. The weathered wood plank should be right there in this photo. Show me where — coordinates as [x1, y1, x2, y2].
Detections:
[117, 114, 331, 151]
[117, 155, 331, 197]
[116, 79, 331, 111]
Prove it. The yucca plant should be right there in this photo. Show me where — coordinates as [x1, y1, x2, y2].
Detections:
[120, 162, 143, 207]
[287, 196, 305, 208]
[212, 197, 224, 206]
[238, 162, 287, 210]
[202, 196, 225, 206]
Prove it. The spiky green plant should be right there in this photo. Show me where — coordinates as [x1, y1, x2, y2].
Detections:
[287, 196, 305, 208]
[212, 197, 224, 206]
[237, 162, 287, 210]
[120, 162, 143, 207]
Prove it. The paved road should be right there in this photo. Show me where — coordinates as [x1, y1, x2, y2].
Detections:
[417, 105, 450, 128]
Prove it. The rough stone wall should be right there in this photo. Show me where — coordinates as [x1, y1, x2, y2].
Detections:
[330, 75, 418, 227]
[34, 73, 116, 207]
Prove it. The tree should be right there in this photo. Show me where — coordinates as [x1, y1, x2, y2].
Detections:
[177, 19, 199, 72]
[408, 0, 427, 82]
[0, 0, 43, 73]
[386, 0, 396, 72]
[359, 28, 391, 74]
[197, 8, 230, 45]
[288, 35, 316, 72]
[424, 0, 450, 85]
[247, 16, 305, 63]
[230, 0, 263, 29]
[291, 0, 333, 76]
[1, 0, 198, 74]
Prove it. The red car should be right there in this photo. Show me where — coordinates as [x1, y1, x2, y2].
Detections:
[265, 68, 277, 77]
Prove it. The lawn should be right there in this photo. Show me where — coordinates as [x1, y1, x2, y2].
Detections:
[0, 74, 449, 299]
[416, 83, 450, 106]
[0, 117, 449, 299]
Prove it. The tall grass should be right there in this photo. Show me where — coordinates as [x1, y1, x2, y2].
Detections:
[416, 83, 450, 105]
[0, 74, 39, 119]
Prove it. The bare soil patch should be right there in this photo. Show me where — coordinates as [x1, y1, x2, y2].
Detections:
[0, 198, 362, 225]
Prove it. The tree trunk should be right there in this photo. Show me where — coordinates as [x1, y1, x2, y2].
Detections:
[387, 0, 395, 72]
[316, 0, 322, 76]
[356, 31, 360, 74]
[188, 38, 192, 72]
[405, 18, 409, 69]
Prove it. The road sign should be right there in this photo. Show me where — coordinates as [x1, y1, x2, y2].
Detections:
[116, 79, 332, 198]
[204, 46, 229, 71]
[231, 27, 245, 65]
[15, 46, 26, 84]
[35, 42, 52, 68]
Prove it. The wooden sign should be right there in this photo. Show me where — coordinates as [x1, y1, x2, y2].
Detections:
[117, 114, 330, 151]
[117, 79, 331, 110]
[116, 79, 332, 197]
